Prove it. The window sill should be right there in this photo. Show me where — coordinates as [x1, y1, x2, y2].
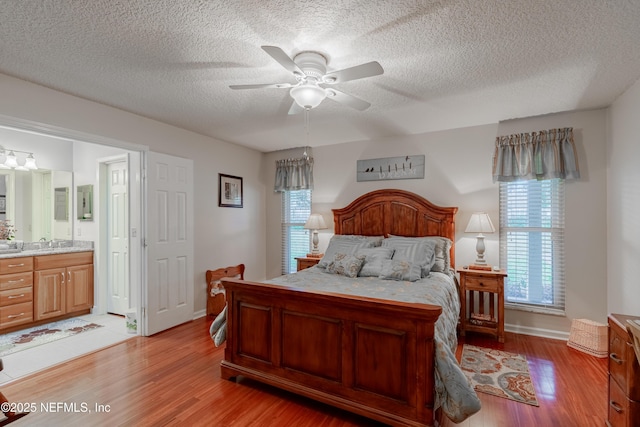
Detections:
[506, 303, 566, 317]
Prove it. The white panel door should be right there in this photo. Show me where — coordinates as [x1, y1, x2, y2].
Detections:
[145, 152, 194, 335]
[107, 160, 129, 315]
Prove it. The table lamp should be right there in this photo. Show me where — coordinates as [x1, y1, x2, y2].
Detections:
[465, 212, 495, 270]
[304, 213, 327, 257]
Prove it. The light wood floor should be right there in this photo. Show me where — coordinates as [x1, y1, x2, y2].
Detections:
[1, 317, 608, 427]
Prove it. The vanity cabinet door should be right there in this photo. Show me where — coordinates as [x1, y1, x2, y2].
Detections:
[66, 264, 93, 313]
[34, 267, 66, 320]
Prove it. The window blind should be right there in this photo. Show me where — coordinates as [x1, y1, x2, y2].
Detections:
[281, 189, 312, 274]
[499, 179, 565, 314]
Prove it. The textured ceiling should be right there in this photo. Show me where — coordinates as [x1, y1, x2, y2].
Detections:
[1, 1, 639, 152]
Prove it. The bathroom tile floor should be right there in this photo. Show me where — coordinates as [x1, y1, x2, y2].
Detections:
[0, 313, 134, 385]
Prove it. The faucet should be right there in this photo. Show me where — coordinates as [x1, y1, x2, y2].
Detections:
[39, 237, 52, 249]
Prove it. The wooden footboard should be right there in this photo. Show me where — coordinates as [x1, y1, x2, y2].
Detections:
[220, 278, 443, 427]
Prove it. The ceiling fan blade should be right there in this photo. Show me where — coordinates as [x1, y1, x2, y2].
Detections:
[326, 89, 371, 111]
[323, 61, 384, 84]
[261, 46, 304, 76]
[288, 100, 305, 115]
[229, 83, 293, 90]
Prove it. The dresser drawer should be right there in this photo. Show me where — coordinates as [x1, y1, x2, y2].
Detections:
[464, 275, 500, 292]
[0, 257, 33, 274]
[0, 272, 33, 290]
[0, 301, 33, 328]
[609, 318, 640, 401]
[0, 286, 33, 307]
[608, 375, 640, 427]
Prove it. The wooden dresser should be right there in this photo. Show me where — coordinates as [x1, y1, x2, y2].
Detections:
[607, 313, 640, 427]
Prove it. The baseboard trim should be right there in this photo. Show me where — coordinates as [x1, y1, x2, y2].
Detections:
[194, 309, 207, 320]
[505, 323, 570, 341]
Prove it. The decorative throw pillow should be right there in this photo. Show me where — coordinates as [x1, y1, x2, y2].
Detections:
[318, 236, 376, 268]
[356, 246, 395, 277]
[382, 238, 437, 277]
[326, 253, 365, 278]
[378, 259, 422, 282]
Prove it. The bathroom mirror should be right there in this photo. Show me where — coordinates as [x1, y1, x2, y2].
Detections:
[54, 187, 69, 221]
[77, 184, 93, 221]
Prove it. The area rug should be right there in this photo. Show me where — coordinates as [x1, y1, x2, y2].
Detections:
[460, 344, 539, 406]
[0, 318, 103, 357]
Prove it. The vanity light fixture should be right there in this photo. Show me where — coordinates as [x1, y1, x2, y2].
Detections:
[0, 146, 38, 170]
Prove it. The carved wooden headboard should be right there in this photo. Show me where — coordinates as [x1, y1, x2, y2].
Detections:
[332, 189, 458, 268]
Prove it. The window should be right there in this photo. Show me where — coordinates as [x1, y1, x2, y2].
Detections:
[499, 179, 565, 314]
[281, 189, 312, 274]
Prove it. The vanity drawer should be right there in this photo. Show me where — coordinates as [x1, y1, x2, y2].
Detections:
[464, 275, 500, 292]
[34, 251, 93, 270]
[0, 256, 33, 274]
[0, 301, 33, 328]
[0, 272, 33, 290]
[0, 286, 33, 307]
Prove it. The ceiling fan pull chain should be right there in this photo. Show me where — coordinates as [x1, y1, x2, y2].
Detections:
[303, 108, 310, 158]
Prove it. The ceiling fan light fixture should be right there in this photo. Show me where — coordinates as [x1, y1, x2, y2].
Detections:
[290, 83, 327, 109]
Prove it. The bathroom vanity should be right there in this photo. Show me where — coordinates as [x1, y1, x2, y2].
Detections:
[0, 247, 93, 332]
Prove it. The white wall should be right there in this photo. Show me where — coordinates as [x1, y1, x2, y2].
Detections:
[0, 73, 266, 315]
[264, 110, 609, 337]
[608, 77, 640, 315]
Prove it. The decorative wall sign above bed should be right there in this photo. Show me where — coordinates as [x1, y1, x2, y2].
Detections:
[356, 155, 425, 182]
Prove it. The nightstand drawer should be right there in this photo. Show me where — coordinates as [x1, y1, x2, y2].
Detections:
[296, 257, 321, 271]
[464, 275, 500, 292]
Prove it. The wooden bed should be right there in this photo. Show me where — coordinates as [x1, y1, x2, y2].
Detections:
[220, 189, 458, 427]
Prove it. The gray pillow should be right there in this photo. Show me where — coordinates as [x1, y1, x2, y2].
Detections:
[387, 235, 452, 273]
[382, 237, 437, 277]
[326, 253, 366, 278]
[356, 247, 395, 277]
[318, 236, 376, 268]
[378, 259, 422, 282]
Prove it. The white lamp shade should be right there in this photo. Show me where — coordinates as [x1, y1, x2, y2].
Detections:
[25, 154, 38, 170]
[465, 212, 495, 234]
[290, 83, 327, 109]
[304, 213, 327, 230]
[4, 151, 18, 169]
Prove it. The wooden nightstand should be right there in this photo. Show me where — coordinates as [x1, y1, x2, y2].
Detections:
[296, 256, 321, 271]
[458, 268, 507, 343]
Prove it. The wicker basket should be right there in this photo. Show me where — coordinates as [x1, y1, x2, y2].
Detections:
[567, 318, 608, 358]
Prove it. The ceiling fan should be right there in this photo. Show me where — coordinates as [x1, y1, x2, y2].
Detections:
[230, 46, 384, 114]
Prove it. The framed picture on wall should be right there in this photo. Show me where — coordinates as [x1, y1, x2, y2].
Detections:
[218, 174, 243, 208]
